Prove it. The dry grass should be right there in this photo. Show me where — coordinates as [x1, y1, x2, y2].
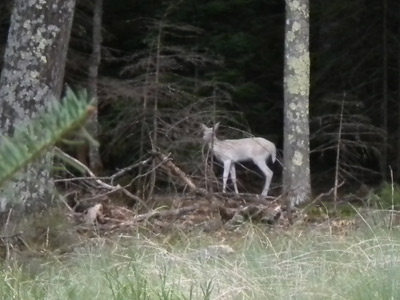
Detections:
[1, 224, 400, 299]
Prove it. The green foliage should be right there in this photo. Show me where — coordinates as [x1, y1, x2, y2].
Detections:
[305, 202, 358, 219]
[306, 205, 351, 220]
[0, 89, 92, 188]
[374, 182, 400, 209]
[104, 265, 150, 300]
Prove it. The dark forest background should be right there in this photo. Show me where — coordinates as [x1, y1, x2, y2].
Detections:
[0, 0, 399, 195]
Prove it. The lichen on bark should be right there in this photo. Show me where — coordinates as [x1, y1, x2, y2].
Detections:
[0, 0, 76, 213]
[286, 52, 310, 96]
[283, 0, 311, 206]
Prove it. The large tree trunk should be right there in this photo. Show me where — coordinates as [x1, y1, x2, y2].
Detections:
[283, 0, 311, 211]
[86, 0, 104, 175]
[0, 0, 76, 213]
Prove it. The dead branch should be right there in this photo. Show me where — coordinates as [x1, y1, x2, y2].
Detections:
[126, 153, 171, 186]
[214, 192, 276, 205]
[134, 205, 199, 222]
[106, 205, 200, 229]
[110, 157, 152, 184]
[55, 147, 149, 210]
[54, 157, 152, 183]
[152, 151, 209, 196]
[220, 203, 282, 225]
[301, 181, 345, 212]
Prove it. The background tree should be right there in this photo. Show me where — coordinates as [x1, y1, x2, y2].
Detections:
[100, 12, 235, 198]
[283, 0, 311, 208]
[86, 0, 104, 174]
[0, 0, 76, 213]
[1, 0, 399, 202]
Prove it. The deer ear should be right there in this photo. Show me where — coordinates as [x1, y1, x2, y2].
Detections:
[214, 122, 220, 130]
[200, 123, 207, 130]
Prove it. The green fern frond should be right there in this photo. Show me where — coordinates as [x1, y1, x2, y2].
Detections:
[0, 88, 93, 187]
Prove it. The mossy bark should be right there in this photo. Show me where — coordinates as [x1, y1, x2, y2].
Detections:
[283, 0, 311, 206]
[0, 0, 76, 213]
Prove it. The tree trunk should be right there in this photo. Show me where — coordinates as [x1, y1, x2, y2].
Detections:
[381, 0, 388, 181]
[283, 0, 311, 210]
[397, 1, 400, 182]
[148, 21, 163, 199]
[86, 0, 104, 175]
[0, 0, 76, 213]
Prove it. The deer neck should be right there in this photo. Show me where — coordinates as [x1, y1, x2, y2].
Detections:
[208, 136, 220, 149]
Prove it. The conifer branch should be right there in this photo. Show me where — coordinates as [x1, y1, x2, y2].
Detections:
[0, 89, 93, 187]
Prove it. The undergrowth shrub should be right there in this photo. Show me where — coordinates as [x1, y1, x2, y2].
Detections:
[374, 182, 400, 209]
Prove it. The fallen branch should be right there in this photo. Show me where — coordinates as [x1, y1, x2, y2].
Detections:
[220, 203, 282, 225]
[55, 158, 152, 184]
[55, 147, 149, 210]
[214, 192, 276, 205]
[110, 157, 152, 184]
[133, 205, 199, 222]
[106, 205, 200, 229]
[153, 151, 208, 196]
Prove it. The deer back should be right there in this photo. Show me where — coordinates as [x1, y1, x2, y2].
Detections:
[213, 137, 275, 162]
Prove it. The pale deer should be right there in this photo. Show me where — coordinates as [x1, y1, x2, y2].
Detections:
[201, 122, 276, 196]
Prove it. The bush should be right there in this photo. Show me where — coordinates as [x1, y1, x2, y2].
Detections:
[374, 182, 400, 209]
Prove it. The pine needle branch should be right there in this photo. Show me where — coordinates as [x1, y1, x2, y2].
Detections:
[0, 88, 93, 187]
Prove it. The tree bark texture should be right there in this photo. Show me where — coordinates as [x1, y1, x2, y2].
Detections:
[87, 0, 104, 174]
[283, 0, 311, 206]
[0, 0, 76, 213]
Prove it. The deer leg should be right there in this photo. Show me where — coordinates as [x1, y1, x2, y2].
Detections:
[230, 163, 239, 193]
[222, 160, 232, 193]
[254, 159, 273, 196]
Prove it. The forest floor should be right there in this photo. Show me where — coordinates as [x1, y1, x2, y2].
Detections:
[1, 183, 400, 299]
[57, 178, 387, 239]
[1, 194, 400, 299]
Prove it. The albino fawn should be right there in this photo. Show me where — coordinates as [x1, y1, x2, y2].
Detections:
[201, 122, 276, 196]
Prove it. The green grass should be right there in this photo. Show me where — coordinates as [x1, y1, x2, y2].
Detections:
[1, 226, 400, 299]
